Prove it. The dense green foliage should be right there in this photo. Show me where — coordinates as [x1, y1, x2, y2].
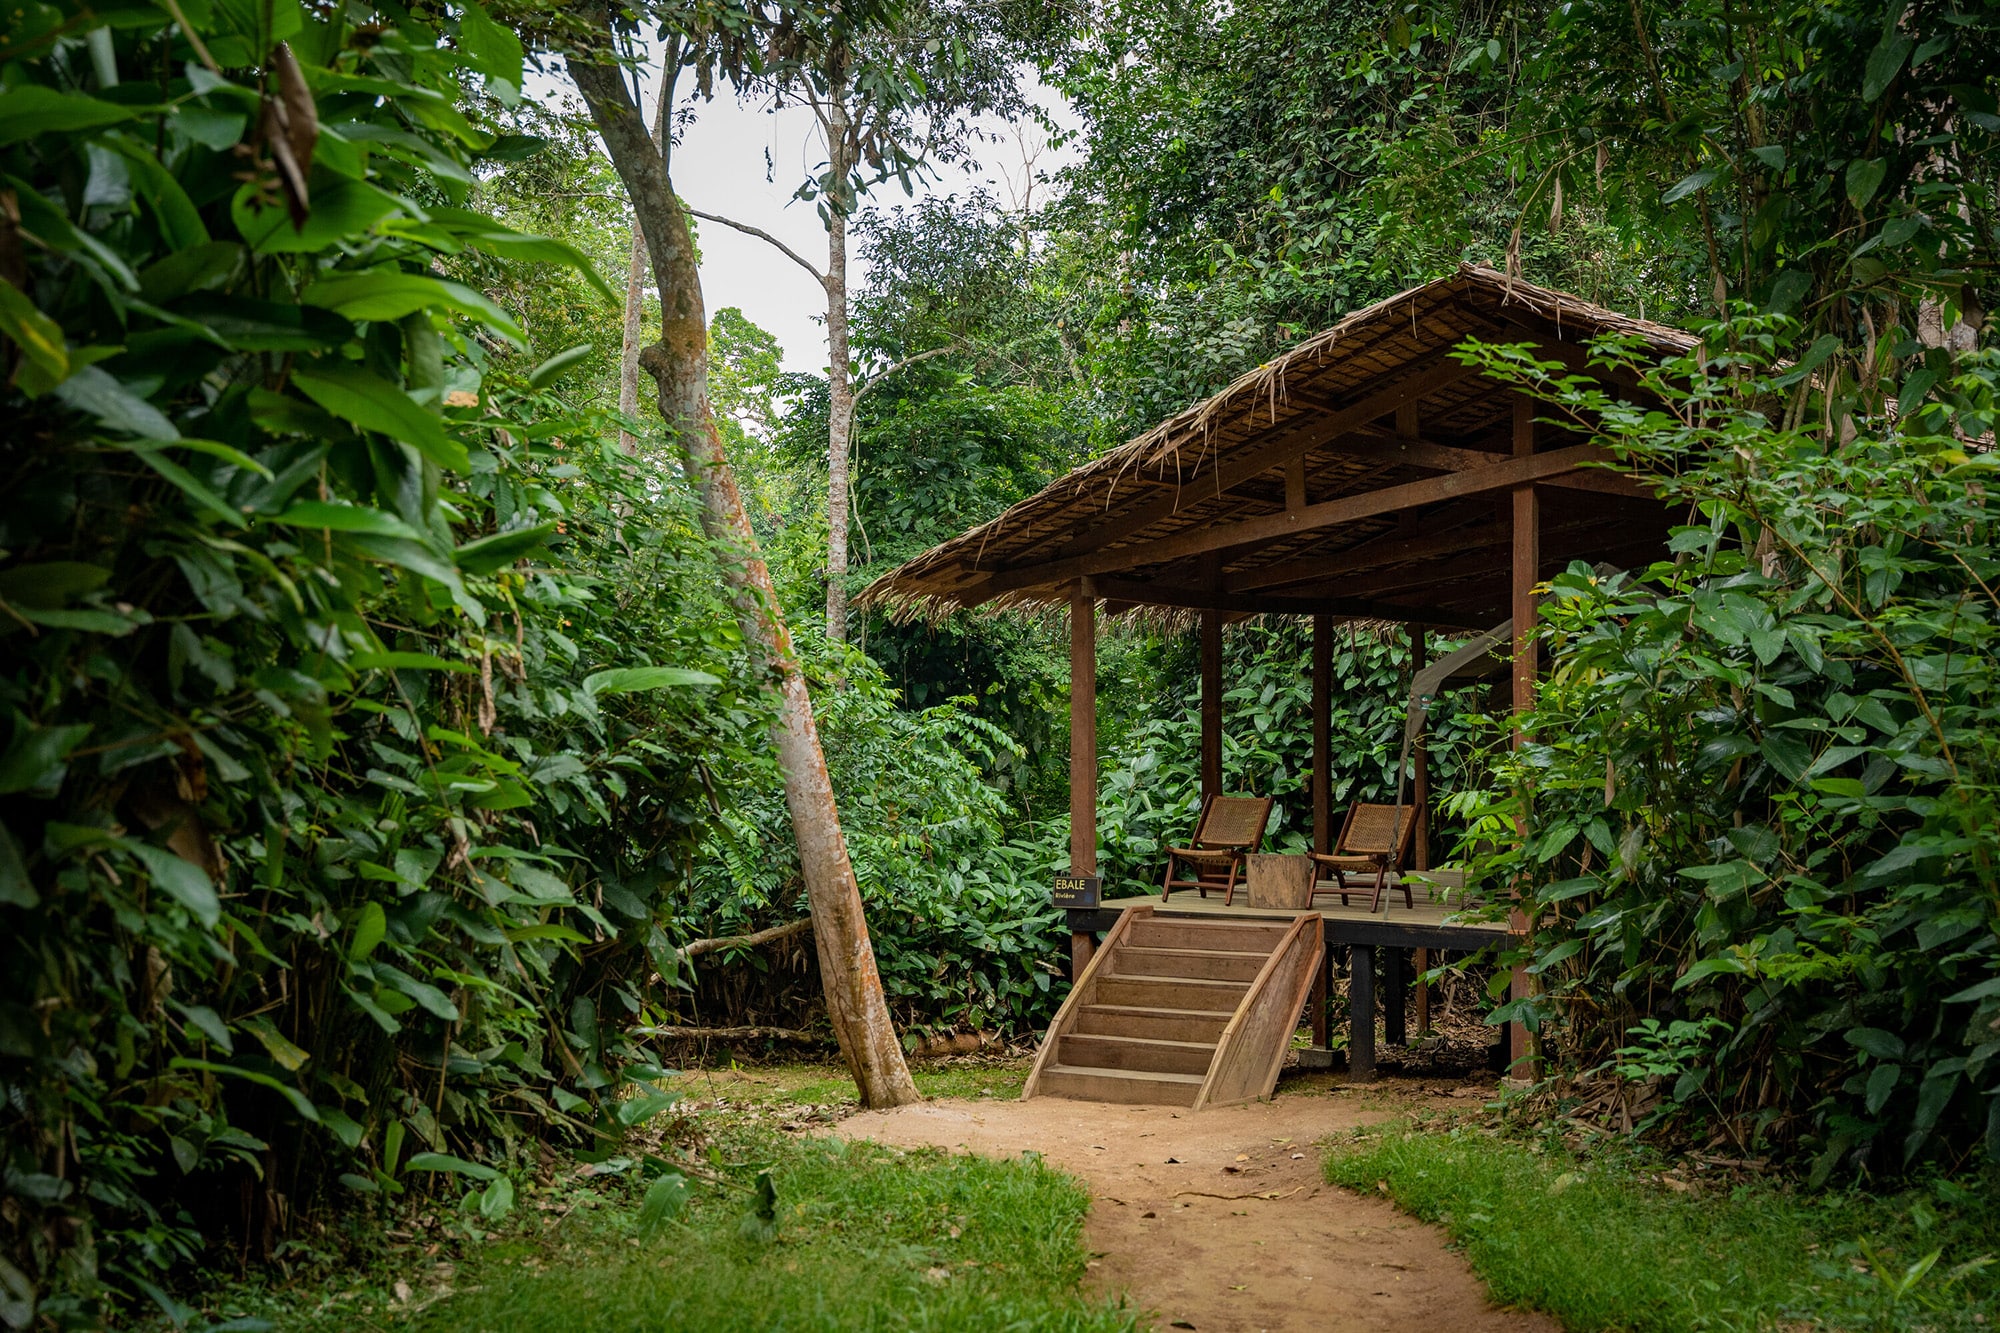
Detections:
[1327, 1123, 2000, 1331]
[1462, 325, 2000, 1173]
[0, 3, 755, 1322]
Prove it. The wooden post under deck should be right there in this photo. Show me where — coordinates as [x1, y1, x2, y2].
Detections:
[1070, 586, 1098, 980]
[1509, 397, 1539, 1075]
[1411, 623, 1432, 1037]
[1312, 613, 1332, 854]
[1310, 613, 1333, 1048]
[1348, 945, 1376, 1081]
[1200, 609, 1223, 807]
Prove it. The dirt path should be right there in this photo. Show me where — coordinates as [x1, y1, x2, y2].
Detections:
[841, 1080, 1556, 1333]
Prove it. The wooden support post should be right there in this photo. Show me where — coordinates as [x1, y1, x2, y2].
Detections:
[1069, 586, 1098, 980]
[1411, 623, 1432, 1036]
[1310, 943, 1330, 1048]
[1383, 949, 1408, 1048]
[1312, 612, 1332, 854]
[1200, 609, 1222, 806]
[1348, 946, 1376, 1082]
[1509, 397, 1539, 1076]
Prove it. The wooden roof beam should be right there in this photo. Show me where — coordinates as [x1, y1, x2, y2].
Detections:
[1228, 505, 1659, 594]
[1088, 578, 1491, 629]
[1331, 421, 1655, 501]
[972, 442, 1613, 601]
[1226, 519, 1510, 593]
[1287, 531, 1669, 601]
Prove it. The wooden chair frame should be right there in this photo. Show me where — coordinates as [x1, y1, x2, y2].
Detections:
[1161, 793, 1274, 907]
[1309, 803, 1419, 912]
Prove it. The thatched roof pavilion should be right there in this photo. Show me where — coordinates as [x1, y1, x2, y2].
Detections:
[861, 266, 1698, 1081]
[860, 263, 1695, 629]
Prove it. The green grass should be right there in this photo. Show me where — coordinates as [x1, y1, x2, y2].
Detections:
[1325, 1125, 2000, 1332]
[416, 1139, 1132, 1332]
[676, 1060, 1029, 1109]
[189, 1094, 1128, 1333]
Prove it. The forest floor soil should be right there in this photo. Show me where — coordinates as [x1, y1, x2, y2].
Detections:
[841, 1071, 1561, 1333]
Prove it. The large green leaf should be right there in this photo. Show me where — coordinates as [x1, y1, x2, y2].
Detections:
[233, 178, 402, 254]
[1862, 33, 1913, 103]
[0, 562, 110, 609]
[528, 343, 594, 389]
[118, 839, 221, 929]
[0, 86, 134, 144]
[0, 722, 92, 794]
[584, 666, 723, 695]
[1845, 157, 1888, 211]
[171, 1058, 319, 1121]
[0, 276, 67, 385]
[129, 446, 248, 528]
[52, 365, 177, 438]
[455, 522, 557, 574]
[303, 271, 524, 342]
[458, 2, 524, 105]
[291, 364, 469, 471]
[348, 902, 388, 962]
[272, 500, 425, 540]
[402, 1151, 498, 1181]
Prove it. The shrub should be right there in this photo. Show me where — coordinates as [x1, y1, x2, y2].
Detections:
[0, 7, 730, 1319]
[1459, 320, 2000, 1176]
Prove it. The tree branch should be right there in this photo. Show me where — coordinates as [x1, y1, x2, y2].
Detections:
[852, 343, 958, 405]
[686, 208, 827, 287]
[678, 916, 813, 959]
[633, 1025, 821, 1043]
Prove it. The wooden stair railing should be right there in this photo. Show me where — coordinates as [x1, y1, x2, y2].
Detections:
[1022, 905, 1323, 1108]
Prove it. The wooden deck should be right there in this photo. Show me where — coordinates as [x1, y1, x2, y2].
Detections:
[1070, 891, 1510, 949]
[1065, 891, 1518, 1081]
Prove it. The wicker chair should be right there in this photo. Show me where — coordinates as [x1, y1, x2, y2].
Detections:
[1309, 803, 1419, 911]
[1161, 794, 1274, 906]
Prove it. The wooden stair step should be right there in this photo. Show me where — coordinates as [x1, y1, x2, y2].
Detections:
[1117, 945, 1272, 982]
[1035, 1062, 1204, 1107]
[1127, 918, 1292, 952]
[1094, 973, 1250, 1010]
[1071, 1003, 1233, 1043]
[1058, 1031, 1216, 1075]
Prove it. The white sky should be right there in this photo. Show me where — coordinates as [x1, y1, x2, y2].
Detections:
[540, 61, 1081, 375]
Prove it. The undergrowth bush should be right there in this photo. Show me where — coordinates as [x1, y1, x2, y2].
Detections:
[689, 649, 1072, 1038]
[1459, 318, 2000, 1177]
[0, 5, 741, 1321]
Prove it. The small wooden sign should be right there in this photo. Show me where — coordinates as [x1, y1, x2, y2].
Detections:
[1052, 873, 1101, 908]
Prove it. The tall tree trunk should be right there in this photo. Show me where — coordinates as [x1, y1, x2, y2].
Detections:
[617, 234, 647, 454]
[566, 42, 919, 1109]
[616, 54, 673, 455]
[823, 94, 855, 644]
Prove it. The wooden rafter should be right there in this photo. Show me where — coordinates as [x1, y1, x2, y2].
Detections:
[1088, 578, 1491, 628]
[974, 442, 1612, 601]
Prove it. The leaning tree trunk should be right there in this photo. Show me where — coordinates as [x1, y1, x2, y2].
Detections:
[616, 58, 673, 455]
[566, 44, 919, 1109]
[823, 95, 855, 645]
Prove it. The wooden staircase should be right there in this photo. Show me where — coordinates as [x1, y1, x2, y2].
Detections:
[1022, 905, 1324, 1109]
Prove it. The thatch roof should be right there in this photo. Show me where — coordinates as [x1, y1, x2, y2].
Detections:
[859, 265, 1698, 628]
